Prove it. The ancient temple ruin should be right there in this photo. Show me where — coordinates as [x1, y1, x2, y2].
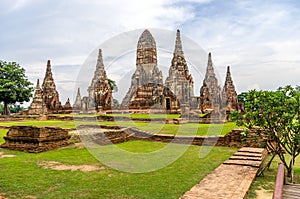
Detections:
[222, 66, 239, 112]
[165, 30, 194, 105]
[199, 53, 242, 115]
[121, 30, 183, 113]
[199, 53, 222, 113]
[73, 49, 113, 113]
[121, 29, 164, 109]
[27, 29, 241, 116]
[120, 29, 241, 115]
[27, 60, 71, 115]
[28, 79, 48, 115]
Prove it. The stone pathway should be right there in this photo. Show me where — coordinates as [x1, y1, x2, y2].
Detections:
[180, 147, 267, 199]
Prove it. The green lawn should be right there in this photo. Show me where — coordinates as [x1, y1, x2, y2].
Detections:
[0, 120, 238, 136]
[137, 122, 238, 136]
[0, 120, 78, 129]
[0, 129, 8, 143]
[0, 141, 237, 199]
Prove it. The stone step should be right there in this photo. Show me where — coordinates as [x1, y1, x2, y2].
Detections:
[238, 147, 265, 154]
[233, 152, 263, 158]
[223, 159, 262, 168]
[229, 156, 262, 161]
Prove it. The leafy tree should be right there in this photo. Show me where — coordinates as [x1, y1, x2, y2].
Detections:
[10, 104, 25, 113]
[237, 92, 248, 105]
[0, 103, 3, 114]
[0, 61, 33, 115]
[108, 79, 118, 93]
[0, 103, 24, 114]
[231, 85, 300, 182]
[113, 99, 119, 105]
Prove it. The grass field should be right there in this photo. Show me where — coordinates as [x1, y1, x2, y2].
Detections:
[0, 141, 237, 199]
[0, 120, 238, 136]
[0, 129, 8, 143]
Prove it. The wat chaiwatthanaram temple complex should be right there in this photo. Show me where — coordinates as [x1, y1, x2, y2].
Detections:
[26, 29, 243, 119]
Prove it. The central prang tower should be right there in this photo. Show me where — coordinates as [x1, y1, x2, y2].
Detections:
[122, 29, 163, 107]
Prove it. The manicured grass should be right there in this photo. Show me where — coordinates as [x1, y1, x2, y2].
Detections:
[0, 141, 237, 199]
[246, 155, 300, 198]
[0, 120, 239, 136]
[135, 122, 239, 136]
[0, 120, 77, 129]
[0, 129, 8, 144]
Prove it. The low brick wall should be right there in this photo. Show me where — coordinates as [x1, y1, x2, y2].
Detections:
[0, 126, 70, 153]
[76, 125, 266, 148]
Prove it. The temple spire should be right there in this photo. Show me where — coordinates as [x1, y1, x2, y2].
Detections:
[222, 65, 238, 111]
[224, 66, 234, 87]
[77, 88, 81, 97]
[41, 60, 62, 109]
[174, 29, 184, 57]
[27, 79, 48, 115]
[205, 52, 216, 79]
[136, 29, 157, 65]
[36, 79, 40, 90]
[96, 49, 105, 71]
[73, 88, 82, 109]
[44, 60, 53, 80]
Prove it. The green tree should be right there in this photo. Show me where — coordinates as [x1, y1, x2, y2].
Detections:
[10, 104, 25, 113]
[0, 103, 3, 114]
[0, 61, 33, 115]
[113, 99, 119, 105]
[237, 92, 248, 105]
[108, 79, 118, 93]
[0, 103, 24, 114]
[231, 86, 300, 182]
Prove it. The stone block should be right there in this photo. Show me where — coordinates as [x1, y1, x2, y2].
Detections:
[0, 126, 70, 153]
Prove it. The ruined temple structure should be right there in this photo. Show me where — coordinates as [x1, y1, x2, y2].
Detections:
[199, 53, 242, 115]
[122, 29, 163, 107]
[120, 29, 241, 115]
[199, 53, 222, 113]
[27, 28, 241, 117]
[27, 79, 48, 115]
[73, 49, 113, 113]
[27, 60, 71, 115]
[221, 66, 239, 112]
[165, 30, 194, 105]
[121, 29, 181, 113]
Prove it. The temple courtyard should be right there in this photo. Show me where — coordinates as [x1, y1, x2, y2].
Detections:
[0, 114, 300, 199]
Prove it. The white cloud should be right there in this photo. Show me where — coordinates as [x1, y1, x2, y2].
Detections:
[1, 0, 300, 106]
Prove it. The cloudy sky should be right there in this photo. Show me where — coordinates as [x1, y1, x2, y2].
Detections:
[1, 0, 300, 106]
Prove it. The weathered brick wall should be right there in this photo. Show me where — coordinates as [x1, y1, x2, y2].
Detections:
[76, 125, 266, 148]
[0, 126, 70, 153]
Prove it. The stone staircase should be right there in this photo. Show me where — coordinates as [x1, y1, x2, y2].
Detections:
[180, 147, 267, 199]
[223, 147, 267, 169]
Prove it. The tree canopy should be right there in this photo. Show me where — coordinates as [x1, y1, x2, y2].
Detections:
[108, 79, 118, 93]
[231, 85, 300, 182]
[0, 60, 33, 115]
